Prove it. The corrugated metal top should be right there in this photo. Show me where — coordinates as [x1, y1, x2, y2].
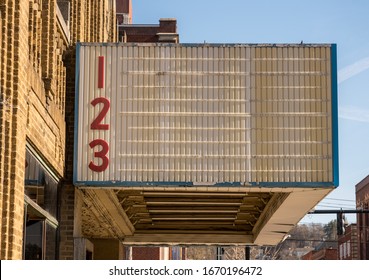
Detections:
[78, 42, 334, 47]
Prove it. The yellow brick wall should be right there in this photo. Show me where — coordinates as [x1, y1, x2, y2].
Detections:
[0, 0, 29, 260]
[0, 0, 117, 259]
[70, 0, 117, 43]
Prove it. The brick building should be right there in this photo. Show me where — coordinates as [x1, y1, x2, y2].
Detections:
[302, 247, 338, 260]
[356, 175, 369, 259]
[116, 0, 132, 24]
[116, 0, 178, 43]
[338, 224, 358, 260]
[130, 247, 185, 260]
[0, 0, 116, 260]
[118, 18, 178, 43]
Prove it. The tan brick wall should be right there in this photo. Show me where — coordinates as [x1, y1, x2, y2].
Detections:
[70, 0, 116, 44]
[26, 67, 65, 176]
[0, 0, 29, 260]
[0, 0, 117, 259]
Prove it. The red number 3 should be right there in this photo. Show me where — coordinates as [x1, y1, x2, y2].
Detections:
[89, 97, 110, 172]
[89, 139, 109, 172]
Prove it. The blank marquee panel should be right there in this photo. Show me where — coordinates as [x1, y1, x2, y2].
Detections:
[74, 43, 338, 186]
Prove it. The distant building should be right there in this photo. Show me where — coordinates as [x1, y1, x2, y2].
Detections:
[293, 247, 315, 259]
[117, 0, 178, 43]
[129, 247, 185, 260]
[117, 0, 132, 24]
[302, 240, 338, 260]
[338, 224, 358, 260]
[302, 248, 338, 260]
[118, 18, 178, 43]
[356, 175, 369, 260]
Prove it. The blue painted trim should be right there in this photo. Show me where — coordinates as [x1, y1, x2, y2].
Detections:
[74, 180, 334, 188]
[214, 182, 242, 187]
[74, 181, 245, 187]
[250, 182, 334, 188]
[331, 44, 339, 187]
[74, 181, 195, 187]
[73, 43, 81, 185]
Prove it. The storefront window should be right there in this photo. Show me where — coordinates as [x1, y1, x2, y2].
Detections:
[25, 220, 44, 260]
[45, 221, 57, 260]
[23, 148, 59, 260]
[171, 247, 181, 260]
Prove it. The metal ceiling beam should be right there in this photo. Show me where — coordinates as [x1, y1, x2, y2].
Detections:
[148, 209, 239, 214]
[145, 197, 243, 203]
[151, 217, 236, 221]
[123, 233, 254, 245]
[144, 220, 239, 225]
[143, 192, 248, 197]
[146, 201, 243, 206]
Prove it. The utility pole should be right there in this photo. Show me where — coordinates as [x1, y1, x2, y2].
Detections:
[309, 209, 369, 214]
[309, 209, 369, 235]
[245, 246, 250, 260]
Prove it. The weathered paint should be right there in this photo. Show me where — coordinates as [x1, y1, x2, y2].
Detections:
[74, 43, 338, 187]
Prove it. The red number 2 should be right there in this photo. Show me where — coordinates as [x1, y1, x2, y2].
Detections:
[91, 97, 110, 130]
[89, 139, 109, 172]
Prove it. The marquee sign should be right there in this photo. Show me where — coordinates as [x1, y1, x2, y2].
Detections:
[74, 43, 338, 187]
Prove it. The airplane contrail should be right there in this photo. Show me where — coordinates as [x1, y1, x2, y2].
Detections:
[339, 106, 369, 123]
[337, 56, 369, 123]
[338, 56, 369, 84]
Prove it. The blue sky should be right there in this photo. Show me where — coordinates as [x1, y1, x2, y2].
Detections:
[133, 0, 369, 224]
